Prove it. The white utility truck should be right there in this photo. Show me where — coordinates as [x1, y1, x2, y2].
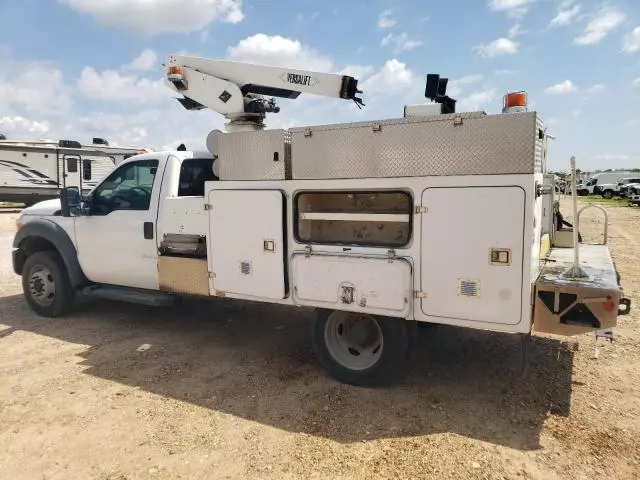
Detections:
[576, 172, 635, 197]
[12, 56, 631, 386]
[600, 176, 640, 199]
[0, 137, 150, 206]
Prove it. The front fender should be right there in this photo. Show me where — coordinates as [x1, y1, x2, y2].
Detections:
[13, 219, 89, 287]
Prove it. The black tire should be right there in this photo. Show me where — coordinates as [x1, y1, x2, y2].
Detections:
[22, 250, 76, 317]
[602, 190, 614, 199]
[311, 309, 410, 387]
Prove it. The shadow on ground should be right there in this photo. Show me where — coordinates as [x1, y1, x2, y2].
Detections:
[0, 293, 574, 450]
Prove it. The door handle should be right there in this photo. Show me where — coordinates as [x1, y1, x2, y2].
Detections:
[143, 222, 154, 240]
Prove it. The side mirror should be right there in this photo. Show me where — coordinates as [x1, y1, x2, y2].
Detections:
[60, 187, 81, 217]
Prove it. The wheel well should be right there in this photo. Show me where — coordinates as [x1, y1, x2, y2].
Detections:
[20, 236, 57, 256]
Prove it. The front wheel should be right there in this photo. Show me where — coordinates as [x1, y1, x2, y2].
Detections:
[311, 309, 410, 387]
[22, 251, 76, 317]
[602, 190, 614, 199]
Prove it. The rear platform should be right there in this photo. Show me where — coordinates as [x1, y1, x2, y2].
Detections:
[533, 244, 628, 335]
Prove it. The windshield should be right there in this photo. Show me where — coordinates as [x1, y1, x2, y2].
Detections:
[586, 178, 596, 186]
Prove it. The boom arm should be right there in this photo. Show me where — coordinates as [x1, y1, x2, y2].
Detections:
[164, 55, 363, 131]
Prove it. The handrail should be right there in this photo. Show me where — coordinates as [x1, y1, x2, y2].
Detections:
[577, 205, 608, 245]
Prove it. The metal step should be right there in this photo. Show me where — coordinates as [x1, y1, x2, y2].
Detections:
[82, 285, 179, 307]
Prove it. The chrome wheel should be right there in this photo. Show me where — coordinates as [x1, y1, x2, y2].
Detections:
[28, 265, 56, 307]
[324, 311, 383, 371]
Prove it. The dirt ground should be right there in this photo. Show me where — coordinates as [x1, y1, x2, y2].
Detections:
[1, 199, 639, 480]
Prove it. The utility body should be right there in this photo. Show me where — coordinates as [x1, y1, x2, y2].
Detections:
[12, 56, 631, 385]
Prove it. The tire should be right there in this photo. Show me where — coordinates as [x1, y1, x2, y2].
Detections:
[311, 309, 410, 387]
[22, 250, 76, 317]
[602, 190, 614, 199]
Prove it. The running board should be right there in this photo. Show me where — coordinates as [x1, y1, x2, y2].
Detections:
[82, 285, 179, 307]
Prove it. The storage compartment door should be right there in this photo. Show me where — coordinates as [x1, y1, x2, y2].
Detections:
[420, 186, 525, 325]
[208, 190, 285, 299]
[292, 254, 412, 317]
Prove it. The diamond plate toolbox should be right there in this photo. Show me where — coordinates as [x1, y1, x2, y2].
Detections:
[290, 112, 542, 179]
[207, 129, 289, 180]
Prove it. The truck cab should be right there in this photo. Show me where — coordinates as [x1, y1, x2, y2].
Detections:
[14, 151, 216, 298]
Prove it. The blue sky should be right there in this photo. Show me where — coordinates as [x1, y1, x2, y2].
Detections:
[0, 0, 639, 171]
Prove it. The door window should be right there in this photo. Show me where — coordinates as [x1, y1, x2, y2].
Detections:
[91, 160, 159, 215]
[177, 158, 216, 197]
[67, 158, 78, 173]
[295, 191, 412, 247]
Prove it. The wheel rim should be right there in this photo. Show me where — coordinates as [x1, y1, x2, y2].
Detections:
[28, 264, 56, 307]
[324, 311, 383, 371]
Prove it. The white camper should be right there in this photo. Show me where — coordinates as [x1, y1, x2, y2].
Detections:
[0, 137, 150, 205]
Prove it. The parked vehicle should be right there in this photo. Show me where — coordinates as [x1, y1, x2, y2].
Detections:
[576, 172, 635, 196]
[11, 56, 631, 386]
[617, 178, 640, 198]
[595, 177, 640, 199]
[629, 185, 640, 206]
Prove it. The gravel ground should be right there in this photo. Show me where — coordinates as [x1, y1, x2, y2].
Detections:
[0, 199, 638, 480]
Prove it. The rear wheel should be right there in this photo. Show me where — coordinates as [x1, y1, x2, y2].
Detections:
[22, 251, 75, 317]
[311, 309, 410, 387]
[602, 190, 614, 199]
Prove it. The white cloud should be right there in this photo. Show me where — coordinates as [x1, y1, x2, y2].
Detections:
[77, 67, 165, 103]
[622, 27, 640, 53]
[488, 0, 535, 10]
[550, 4, 581, 27]
[574, 9, 625, 45]
[226, 34, 333, 71]
[494, 69, 517, 75]
[0, 60, 72, 114]
[381, 32, 423, 53]
[60, 0, 244, 35]
[624, 119, 639, 128]
[337, 65, 375, 80]
[585, 83, 605, 93]
[378, 9, 396, 28]
[124, 49, 157, 72]
[473, 37, 518, 57]
[633, 78, 640, 87]
[0, 116, 50, 135]
[545, 80, 578, 94]
[458, 89, 498, 111]
[448, 74, 484, 97]
[362, 59, 413, 93]
[488, 0, 535, 19]
[508, 24, 523, 38]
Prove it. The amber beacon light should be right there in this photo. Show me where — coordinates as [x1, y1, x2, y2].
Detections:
[502, 91, 528, 113]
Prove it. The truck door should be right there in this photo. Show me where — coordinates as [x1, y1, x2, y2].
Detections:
[74, 157, 163, 290]
[207, 189, 286, 299]
[419, 186, 526, 327]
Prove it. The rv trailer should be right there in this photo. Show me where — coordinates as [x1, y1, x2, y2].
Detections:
[0, 137, 151, 205]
